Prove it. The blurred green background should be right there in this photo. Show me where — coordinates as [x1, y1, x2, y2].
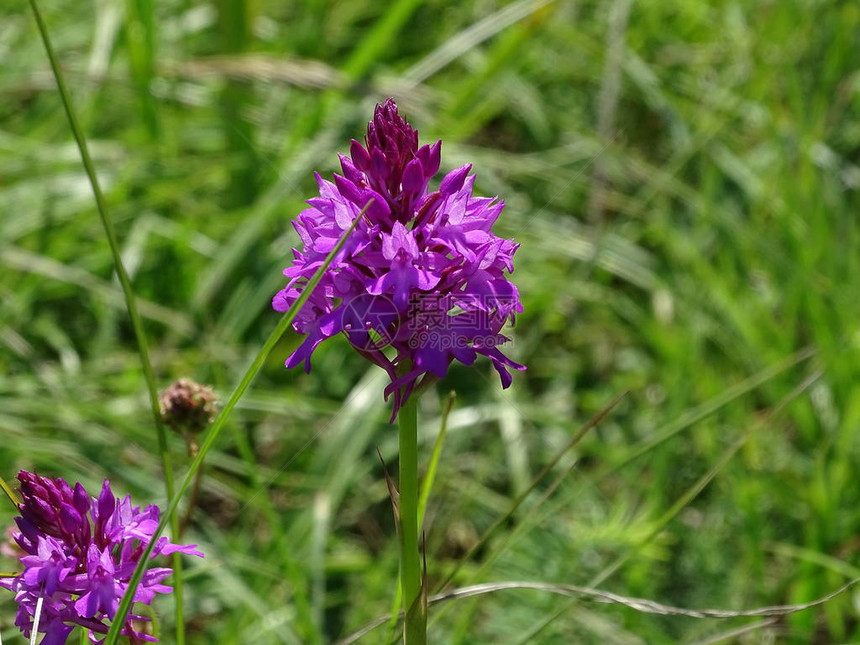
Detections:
[2, 0, 860, 642]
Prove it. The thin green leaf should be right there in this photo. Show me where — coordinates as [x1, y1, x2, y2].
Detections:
[25, 0, 184, 636]
[418, 391, 456, 526]
[436, 390, 628, 591]
[589, 369, 823, 589]
[103, 200, 371, 645]
[517, 368, 825, 644]
[335, 577, 860, 645]
[0, 474, 21, 508]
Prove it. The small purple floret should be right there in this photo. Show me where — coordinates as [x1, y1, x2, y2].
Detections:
[1, 471, 203, 644]
[273, 99, 525, 420]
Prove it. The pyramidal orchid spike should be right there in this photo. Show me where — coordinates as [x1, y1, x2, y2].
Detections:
[0, 471, 203, 645]
[272, 98, 524, 420]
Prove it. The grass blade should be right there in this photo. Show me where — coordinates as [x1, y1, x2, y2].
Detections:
[432, 578, 860, 618]
[125, 0, 159, 137]
[516, 369, 824, 644]
[436, 390, 628, 592]
[103, 201, 371, 645]
[24, 0, 186, 638]
[590, 369, 823, 589]
[418, 391, 456, 527]
[601, 346, 816, 477]
[335, 576, 860, 645]
[0, 475, 22, 508]
[687, 618, 780, 645]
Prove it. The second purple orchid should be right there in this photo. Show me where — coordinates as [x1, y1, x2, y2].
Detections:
[1, 471, 202, 645]
[273, 99, 524, 419]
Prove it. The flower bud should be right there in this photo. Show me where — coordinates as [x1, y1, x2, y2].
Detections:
[159, 378, 218, 435]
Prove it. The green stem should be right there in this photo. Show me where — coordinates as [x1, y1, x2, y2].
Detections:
[399, 396, 426, 644]
[25, 1, 185, 640]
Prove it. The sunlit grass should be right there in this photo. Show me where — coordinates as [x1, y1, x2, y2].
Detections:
[1, 0, 858, 642]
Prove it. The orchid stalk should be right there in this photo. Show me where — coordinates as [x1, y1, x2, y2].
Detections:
[398, 393, 425, 643]
[273, 99, 524, 642]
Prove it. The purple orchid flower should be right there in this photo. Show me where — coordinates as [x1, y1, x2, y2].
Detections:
[1, 471, 203, 644]
[273, 99, 524, 420]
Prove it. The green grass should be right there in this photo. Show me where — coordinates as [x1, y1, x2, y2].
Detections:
[1, 0, 859, 643]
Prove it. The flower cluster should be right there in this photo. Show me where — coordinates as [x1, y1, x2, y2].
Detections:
[273, 99, 524, 419]
[0, 471, 202, 645]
